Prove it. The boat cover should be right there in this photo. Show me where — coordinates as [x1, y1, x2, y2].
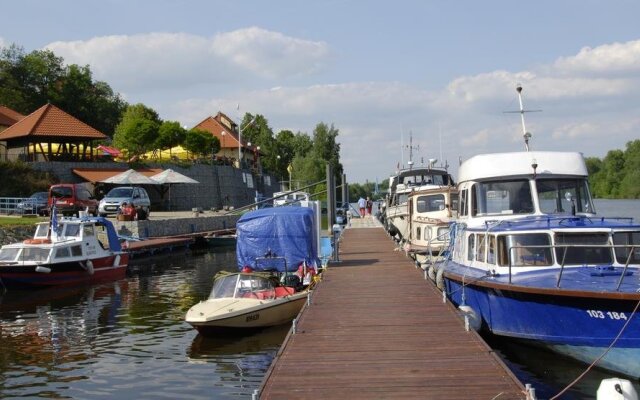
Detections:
[78, 216, 122, 252]
[236, 207, 320, 272]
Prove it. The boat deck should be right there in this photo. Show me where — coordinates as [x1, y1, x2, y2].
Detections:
[259, 220, 527, 399]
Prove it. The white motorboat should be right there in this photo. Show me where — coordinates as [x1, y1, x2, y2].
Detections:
[185, 271, 310, 334]
[186, 206, 322, 335]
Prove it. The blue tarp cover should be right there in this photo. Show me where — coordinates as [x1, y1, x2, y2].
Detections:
[236, 207, 320, 271]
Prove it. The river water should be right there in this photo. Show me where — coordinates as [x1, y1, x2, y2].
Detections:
[1, 199, 640, 399]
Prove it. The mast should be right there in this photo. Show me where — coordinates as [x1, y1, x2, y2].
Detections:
[504, 85, 541, 152]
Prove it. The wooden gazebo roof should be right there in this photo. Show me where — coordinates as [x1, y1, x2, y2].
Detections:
[0, 103, 107, 161]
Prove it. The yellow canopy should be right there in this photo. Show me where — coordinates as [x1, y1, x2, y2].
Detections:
[144, 146, 192, 161]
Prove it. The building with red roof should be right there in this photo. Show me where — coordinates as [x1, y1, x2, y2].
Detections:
[0, 103, 107, 162]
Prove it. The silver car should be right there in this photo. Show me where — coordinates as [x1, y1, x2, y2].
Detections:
[98, 187, 151, 217]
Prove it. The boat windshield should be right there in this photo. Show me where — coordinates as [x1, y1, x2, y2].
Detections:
[208, 274, 276, 300]
[34, 223, 50, 238]
[416, 194, 446, 213]
[473, 179, 533, 216]
[19, 247, 51, 262]
[0, 248, 20, 262]
[536, 178, 594, 215]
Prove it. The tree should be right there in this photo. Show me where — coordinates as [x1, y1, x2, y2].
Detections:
[183, 129, 219, 159]
[312, 122, 343, 177]
[156, 121, 187, 151]
[620, 140, 640, 198]
[113, 104, 161, 157]
[0, 43, 126, 136]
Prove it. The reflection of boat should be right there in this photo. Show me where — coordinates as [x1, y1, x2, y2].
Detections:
[405, 186, 458, 265]
[186, 207, 321, 335]
[188, 324, 290, 359]
[0, 211, 127, 288]
[439, 86, 640, 379]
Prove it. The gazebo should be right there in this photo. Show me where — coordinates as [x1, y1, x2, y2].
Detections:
[0, 103, 107, 162]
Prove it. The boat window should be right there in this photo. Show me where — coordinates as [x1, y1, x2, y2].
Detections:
[473, 180, 532, 216]
[501, 233, 553, 267]
[55, 247, 71, 258]
[536, 178, 594, 215]
[0, 248, 20, 262]
[34, 223, 49, 238]
[467, 234, 475, 261]
[65, 224, 81, 238]
[416, 226, 421, 240]
[437, 226, 449, 241]
[21, 247, 51, 262]
[487, 235, 496, 264]
[459, 190, 468, 216]
[476, 234, 486, 262]
[554, 233, 612, 265]
[612, 231, 640, 264]
[70, 245, 83, 257]
[397, 193, 409, 205]
[450, 193, 459, 215]
[83, 225, 94, 237]
[416, 194, 446, 213]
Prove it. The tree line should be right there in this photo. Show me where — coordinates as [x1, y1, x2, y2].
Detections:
[586, 139, 640, 199]
[0, 44, 343, 196]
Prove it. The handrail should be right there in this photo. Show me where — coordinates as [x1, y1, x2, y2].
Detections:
[506, 243, 639, 289]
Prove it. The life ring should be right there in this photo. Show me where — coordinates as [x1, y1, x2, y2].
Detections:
[23, 238, 52, 244]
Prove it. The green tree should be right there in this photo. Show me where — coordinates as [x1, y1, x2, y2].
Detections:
[0, 43, 126, 136]
[620, 140, 640, 198]
[183, 129, 219, 159]
[312, 122, 343, 176]
[156, 121, 187, 151]
[113, 104, 161, 157]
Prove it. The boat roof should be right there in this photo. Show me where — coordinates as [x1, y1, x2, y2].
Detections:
[458, 151, 587, 183]
[465, 215, 640, 233]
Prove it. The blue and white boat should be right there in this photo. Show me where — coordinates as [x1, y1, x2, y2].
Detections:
[439, 87, 640, 378]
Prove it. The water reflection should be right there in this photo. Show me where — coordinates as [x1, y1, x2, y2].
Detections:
[0, 247, 282, 399]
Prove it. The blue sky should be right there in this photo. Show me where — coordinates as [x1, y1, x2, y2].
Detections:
[3, 0, 640, 183]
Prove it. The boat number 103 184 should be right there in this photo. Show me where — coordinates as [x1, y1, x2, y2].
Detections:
[586, 310, 628, 320]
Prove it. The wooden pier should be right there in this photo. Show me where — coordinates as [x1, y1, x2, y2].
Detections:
[259, 223, 527, 399]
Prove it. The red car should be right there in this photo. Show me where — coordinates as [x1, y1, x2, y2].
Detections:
[48, 183, 98, 217]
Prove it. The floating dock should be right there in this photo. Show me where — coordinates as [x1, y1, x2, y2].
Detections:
[259, 219, 527, 399]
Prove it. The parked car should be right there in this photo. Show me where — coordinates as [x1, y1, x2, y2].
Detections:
[98, 186, 151, 217]
[16, 192, 49, 216]
[48, 183, 99, 217]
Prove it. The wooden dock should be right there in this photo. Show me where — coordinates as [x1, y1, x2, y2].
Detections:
[259, 224, 527, 399]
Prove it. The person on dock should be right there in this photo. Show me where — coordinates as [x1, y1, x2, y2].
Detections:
[358, 196, 366, 217]
[119, 202, 137, 221]
[366, 197, 373, 217]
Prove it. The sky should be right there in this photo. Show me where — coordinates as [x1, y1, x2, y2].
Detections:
[2, 0, 640, 183]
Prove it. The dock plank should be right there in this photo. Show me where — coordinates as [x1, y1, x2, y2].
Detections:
[259, 226, 526, 399]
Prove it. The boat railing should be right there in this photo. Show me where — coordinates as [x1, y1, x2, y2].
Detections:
[420, 229, 453, 264]
[507, 243, 638, 290]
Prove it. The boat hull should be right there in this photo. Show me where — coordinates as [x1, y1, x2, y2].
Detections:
[443, 270, 640, 378]
[0, 255, 128, 288]
[187, 292, 307, 335]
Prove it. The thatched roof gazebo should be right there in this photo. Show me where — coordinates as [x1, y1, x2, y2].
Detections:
[0, 103, 107, 162]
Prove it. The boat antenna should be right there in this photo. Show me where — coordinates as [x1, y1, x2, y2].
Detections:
[405, 131, 419, 170]
[503, 84, 541, 152]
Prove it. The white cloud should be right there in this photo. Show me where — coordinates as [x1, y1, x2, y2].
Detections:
[0, 37, 6, 49]
[44, 28, 329, 92]
[40, 31, 640, 182]
[554, 39, 640, 75]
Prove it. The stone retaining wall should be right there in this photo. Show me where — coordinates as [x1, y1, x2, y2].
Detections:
[31, 161, 282, 211]
[113, 214, 240, 239]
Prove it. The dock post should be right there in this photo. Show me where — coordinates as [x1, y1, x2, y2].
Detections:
[292, 317, 297, 334]
[252, 389, 259, 400]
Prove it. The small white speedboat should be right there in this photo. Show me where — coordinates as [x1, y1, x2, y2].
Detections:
[185, 271, 309, 334]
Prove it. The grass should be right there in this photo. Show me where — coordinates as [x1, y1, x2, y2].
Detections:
[0, 216, 47, 227]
